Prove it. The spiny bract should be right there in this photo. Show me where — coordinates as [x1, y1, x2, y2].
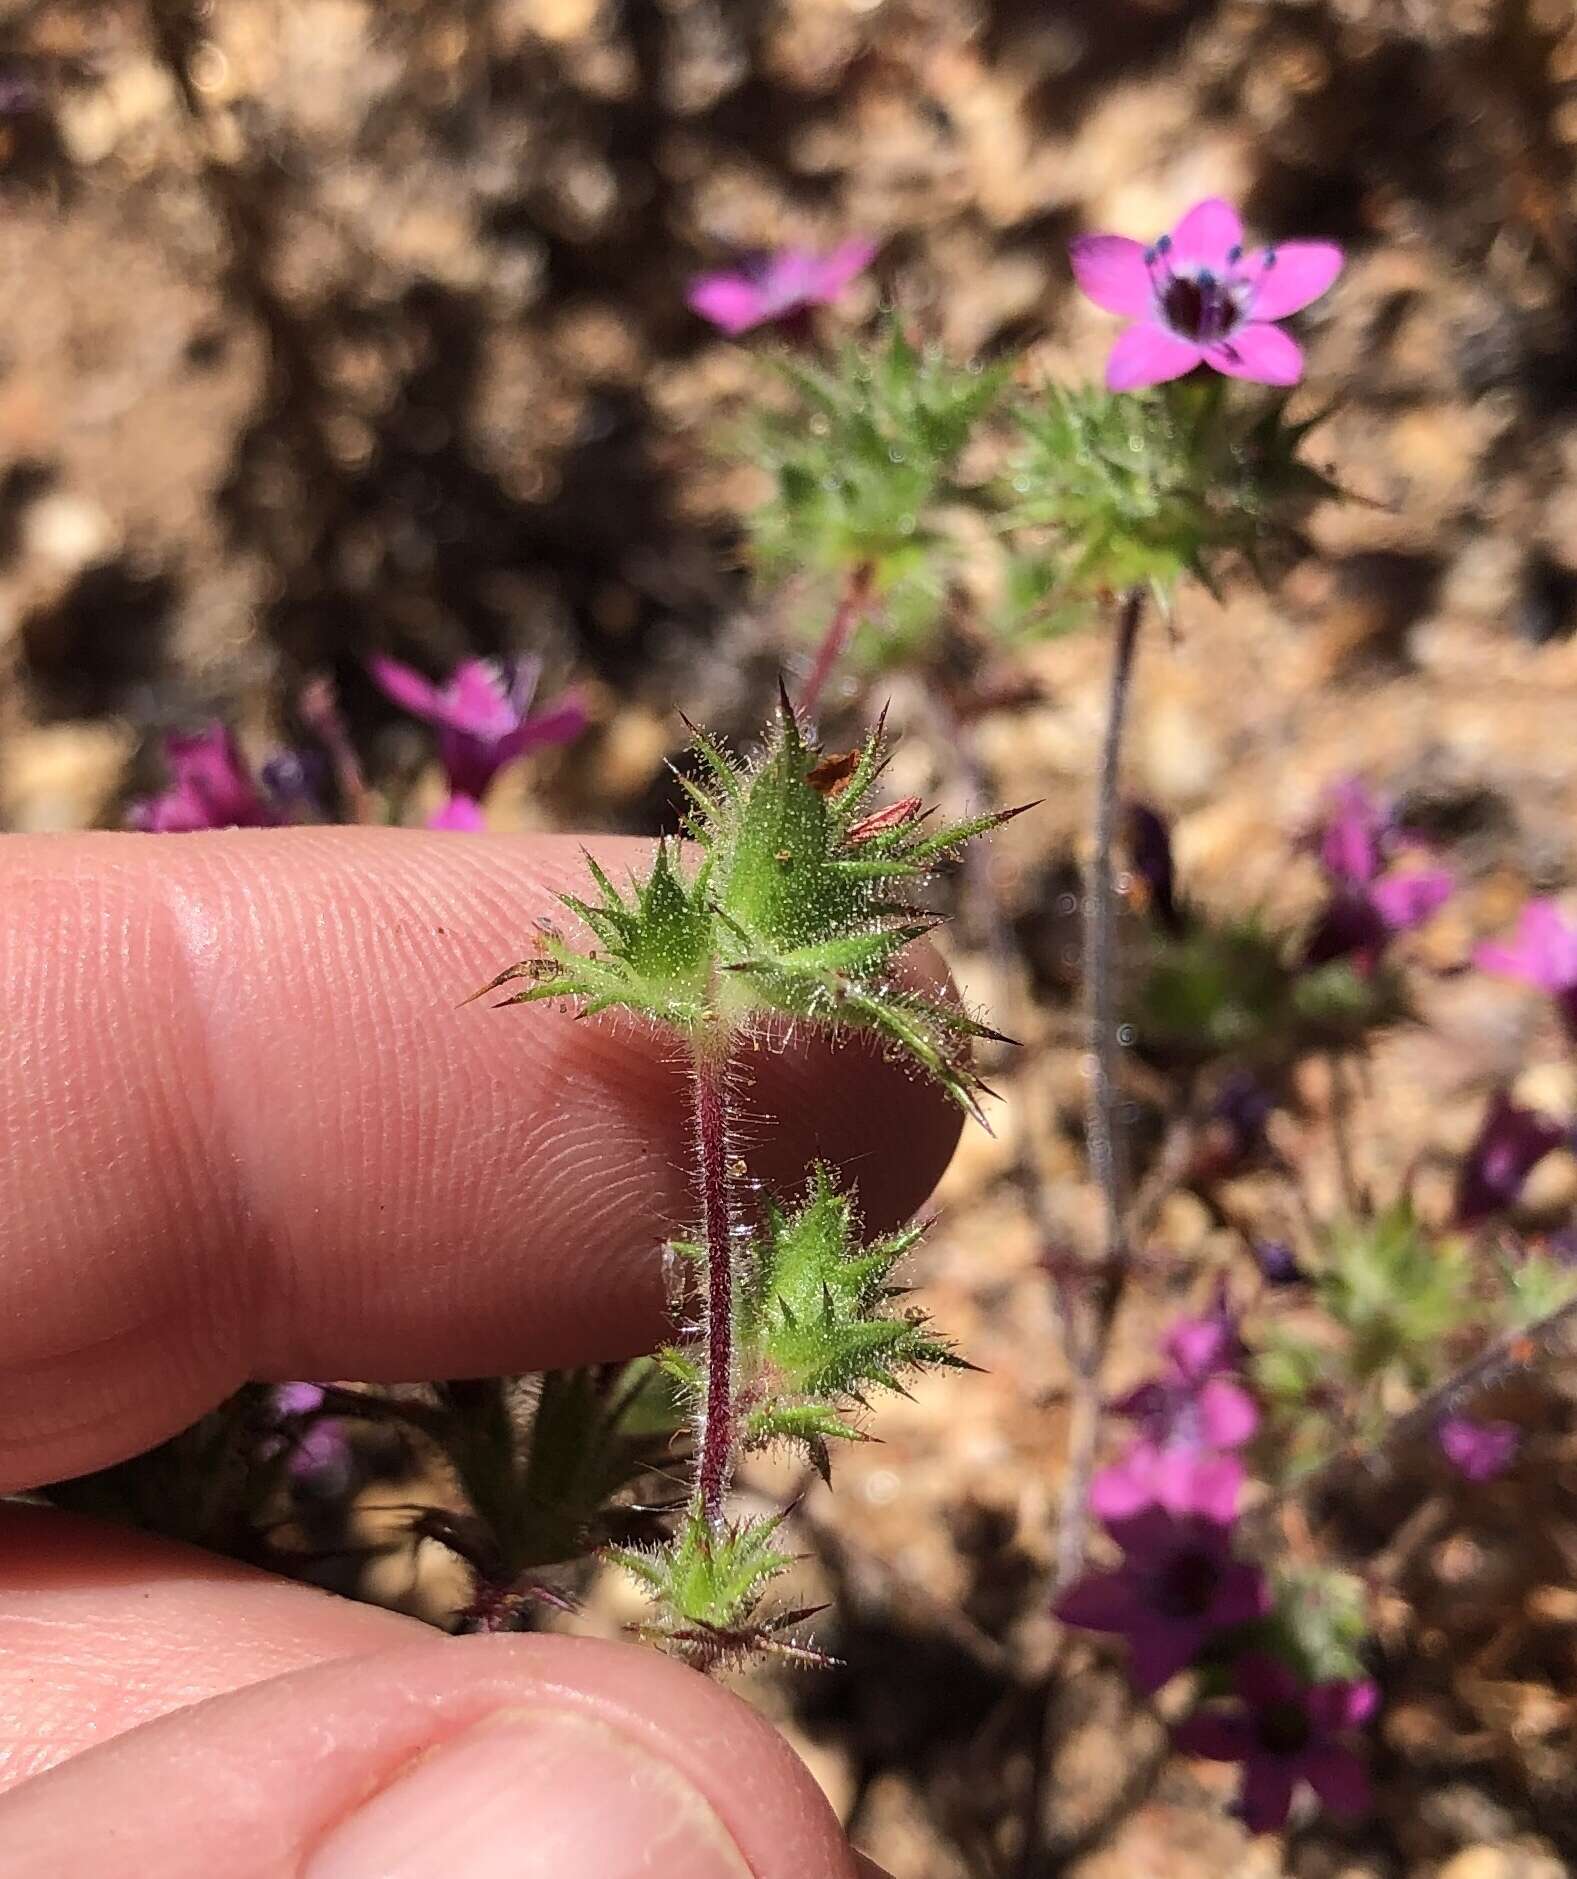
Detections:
[662, 1166, 961, 1481]
[478, 691, 1016, 1116]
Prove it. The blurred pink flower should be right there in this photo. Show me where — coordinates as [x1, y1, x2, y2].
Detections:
[1476, 899, 1577, 1037]
[369, 655, 585, 804]
[1091, 1445, 1246, 1525]
[428, 794, 488, 833]
[1438, 1415, 1519, 1481]
[1058, 1506, 1268, 1692]
[130, 725, 281, 833]
[1303, 777, 1452, 973]
[687, 240, 877, 336]
[1175, 1653, 1376, 1832]
[1070, 197, 1342, 390]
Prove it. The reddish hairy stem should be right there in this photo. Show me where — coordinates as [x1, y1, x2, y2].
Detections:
[799, 560, 875, 721]
[692, 1042, 736, 1530]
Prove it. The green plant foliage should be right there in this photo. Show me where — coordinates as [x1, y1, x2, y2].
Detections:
[1133, 920, 1411, 1068]
[662, 1168, 958, 1479]
[1267, 1562, 1373, 1684]
[1495, 1245, 1577, 1329]
[606, 1511, 814, 1670]
[481, 695, 1014, 1116]
[746, 320, 1005, 582]
[1002, 375, 1339, 606]
[1319, 1204, 1473, 1384]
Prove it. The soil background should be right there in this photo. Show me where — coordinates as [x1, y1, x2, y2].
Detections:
[8, 3, 1577, 1875]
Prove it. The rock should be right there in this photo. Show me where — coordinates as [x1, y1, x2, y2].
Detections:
[0, 722, 134, 832]
[1437, 1848, 1567, 1879]
[21, 493, 116, 573]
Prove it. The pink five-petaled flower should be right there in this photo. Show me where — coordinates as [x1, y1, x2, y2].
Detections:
[1303, 778, 1453, 973]
[368, 654, 586, 824]
[1175, 1653, 1376, 1832]
[687, 240, 877, 337]
[1070, 198, 1343, 391]
[1057, 1506, 1269, 1693]
[1439, 1414, 1520, 1481]
[1092, 1300, 1260, 1524]
[1475, 899, 1577, 1040]
[129, 725, 281, 833]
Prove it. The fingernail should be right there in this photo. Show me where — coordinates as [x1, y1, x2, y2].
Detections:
[305, 1707, 753, 1879]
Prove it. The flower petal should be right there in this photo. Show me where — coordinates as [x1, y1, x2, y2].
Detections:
[1372, 866, 1454, 932]
[1128, 1620, 1206, 1693]
[1475, 899, 1577, 994]
[428, 793, 487, 832]
[521, 695, 591, 749]
[810, 237, 879, 300]
[368, 654, 446, 727]
[1069, 234, 1155, 316]
[441, 660, 517, 739]
[1307, 1678, 1378, 1731]
[1245, 241, 1344, 320]
[1106, 323, 1203, 391]
[688, 272, 770, 335]
[1215, 1560, 1273, 1629]
[1302, 1745, 1371, 1817]
[1090, 1455, 1155, 1523]
[1238, 1760, 1297, 1833]
[1056, 1570, 1139, 1633]
[1204, 322, 1304, 386]
[1187, 1452, 1247, 1524]
[1198, 1378, 1260, 1449]
[1168, 198, 1245, 269]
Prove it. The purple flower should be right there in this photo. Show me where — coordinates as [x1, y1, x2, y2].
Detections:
[1476, 900, 1577, 1039]
[1453, 1088, 1567, 1226]
[1095, 1298, 1259, 1525]
[1115, 1309, 1259, 1452]
[428, 793, 488, 832]
[1439, 1415, 1520, 1481]
[1255, 1240, 1307, 1288]
[687, 240, 877, 336]
[271, 1382, 326, 1418]
[130, 725, 281, 834]
[265, 1382, 353, 1497]
[1303, 779, 1452, 973]
[369, 655, 586, 804]
[1091, 1445, 1247, 1526]
[1175, 1653, 1376, 1832]
[1070, 198, 1342, 391]
[1058, 1506, 1269, 1692]
[258, 748, 329, 820]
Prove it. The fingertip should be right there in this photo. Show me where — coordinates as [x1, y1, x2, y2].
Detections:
[0, 830, 964, 1490]
[0, 1634, 862, 1879]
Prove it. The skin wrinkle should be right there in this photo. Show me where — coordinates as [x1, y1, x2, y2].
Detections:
[0, 866, 247, 1477]
[0, 829, 958, 1487]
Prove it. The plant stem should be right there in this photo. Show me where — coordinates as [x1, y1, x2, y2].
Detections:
[691, 1040, 737, 1531]
[799, 560, 875, 722]
[1084, 586, 1145, 1325]
[1253, 1289, 1577, 1541]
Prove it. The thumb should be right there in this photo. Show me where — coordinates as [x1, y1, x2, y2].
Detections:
[0, 1632, 863, 1878]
